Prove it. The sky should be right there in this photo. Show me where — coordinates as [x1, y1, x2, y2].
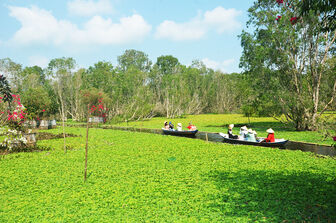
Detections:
[0, 0, 255, 73]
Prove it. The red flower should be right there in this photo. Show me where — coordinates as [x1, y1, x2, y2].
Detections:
[333, 136, 336, 141]
[42, 109, 45, 112]
[276, 0, 283, 4]
[290, 16, 298, 25]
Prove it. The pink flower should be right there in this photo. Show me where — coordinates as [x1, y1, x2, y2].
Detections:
[333, 136, 336, 141]
[276, 0, 283, 4]
[42, 109, 45, 112]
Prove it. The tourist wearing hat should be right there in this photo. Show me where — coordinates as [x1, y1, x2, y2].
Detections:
[262, 128, 275, 143]
[177, 123, 182, 131]
[228, 124, 238, 139]
[239, 126, 248, 140]
[246, 129, 257, 142]
[169, 121, 174, 130]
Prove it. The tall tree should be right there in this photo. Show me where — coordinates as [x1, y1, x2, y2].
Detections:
[47, 57, 76, 152]
[155, 55, 180, 75]
[0, 58, 22, 93]
[117, 49, 152, 72]
[240, 0, 336, 130]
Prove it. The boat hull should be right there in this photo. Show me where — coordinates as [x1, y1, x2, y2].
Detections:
[219, 133, 288, 148]
[162, 129, 198, 138]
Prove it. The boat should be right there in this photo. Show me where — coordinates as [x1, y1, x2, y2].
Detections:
[162, 128, 198, 138]
[219, 133, 288, 148]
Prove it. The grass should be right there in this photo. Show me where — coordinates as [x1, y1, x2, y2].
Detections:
[1, 126, 335, 222]
[112, 114, 335, 145]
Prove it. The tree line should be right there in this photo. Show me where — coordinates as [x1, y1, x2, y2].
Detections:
[0, 51, 245, 124]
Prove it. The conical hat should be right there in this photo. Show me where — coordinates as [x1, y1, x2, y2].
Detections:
[266, 128, 274, 133]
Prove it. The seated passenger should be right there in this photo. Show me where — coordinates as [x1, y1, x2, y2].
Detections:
[239, 126, 248, 140]
[169, 122, 174, 130]
[227, 124, 238, 139]
[164, 121, 169, 130]
[246, 129, 257, 142]
[262, 128, 275, 143]
[187, 122, 197, 131]
[177, 123, 182, 131]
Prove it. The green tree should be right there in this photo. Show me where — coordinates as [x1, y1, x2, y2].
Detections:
[0, 58, 22, 92]
[21, 87, 52, 119]
[117, 49, 152, 72]
[155, 55, 180, 75]
[240, 0, 336, 130]
[47, 57, 76, 153]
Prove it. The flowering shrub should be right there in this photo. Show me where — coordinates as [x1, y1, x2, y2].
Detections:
[7, 94, 26, 131]
[0, 94, 32, 150]
[82, 89, 110, 123]
[0, 75, 36, 151]
[89, 97, 108, 122]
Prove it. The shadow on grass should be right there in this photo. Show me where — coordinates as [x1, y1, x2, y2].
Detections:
[207, 169, 336, 222]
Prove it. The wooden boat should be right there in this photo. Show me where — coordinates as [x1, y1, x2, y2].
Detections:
[219, 133, 288, 148]
[162, 128, 198, 138]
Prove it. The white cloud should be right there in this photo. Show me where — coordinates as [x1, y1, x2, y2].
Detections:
[202, 58, 235, 73]
[204, 7, 242, 33]
[155, 20, 206, 41]
[155, 6, 241, 41]
[67, 0, 113, 16]
[28, 55, 50, 68]
[8, 5, 151, 47]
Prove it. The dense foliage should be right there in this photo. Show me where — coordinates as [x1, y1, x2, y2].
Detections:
[240, 0, 336, 130]
[1, 127, 335, 222]
[0, 52, 245, 122]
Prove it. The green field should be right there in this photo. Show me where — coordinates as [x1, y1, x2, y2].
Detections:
[1, 126, 335, 222]
[113, 114, 335, 145]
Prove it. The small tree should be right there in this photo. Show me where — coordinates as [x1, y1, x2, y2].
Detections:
[21, 87, 52, 120]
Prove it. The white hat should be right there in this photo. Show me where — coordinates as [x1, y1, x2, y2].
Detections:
[248, 129, 253, 133]
[266, 128, 274, 133]
[241, 126, 248, 131]
[229, 124, 234, 129]
[252, 130, 257, 134]
[177, 123, 182, 127]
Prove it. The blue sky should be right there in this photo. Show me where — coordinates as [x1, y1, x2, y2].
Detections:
[0, 0, 255, 73]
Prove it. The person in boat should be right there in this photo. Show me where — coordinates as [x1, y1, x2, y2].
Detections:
[177, 123, 182, 131]
[187, 122, 197, 131]
[164, 121, 169, 130]
[261, 128, 275, 143]
[227, 124, 238, 139]
[239, 126, 248, 140]
[246, 129, 257, 142]
[169, 121, 174, 130]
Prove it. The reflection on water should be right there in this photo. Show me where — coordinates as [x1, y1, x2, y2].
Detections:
[284, 141, 336, 157]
